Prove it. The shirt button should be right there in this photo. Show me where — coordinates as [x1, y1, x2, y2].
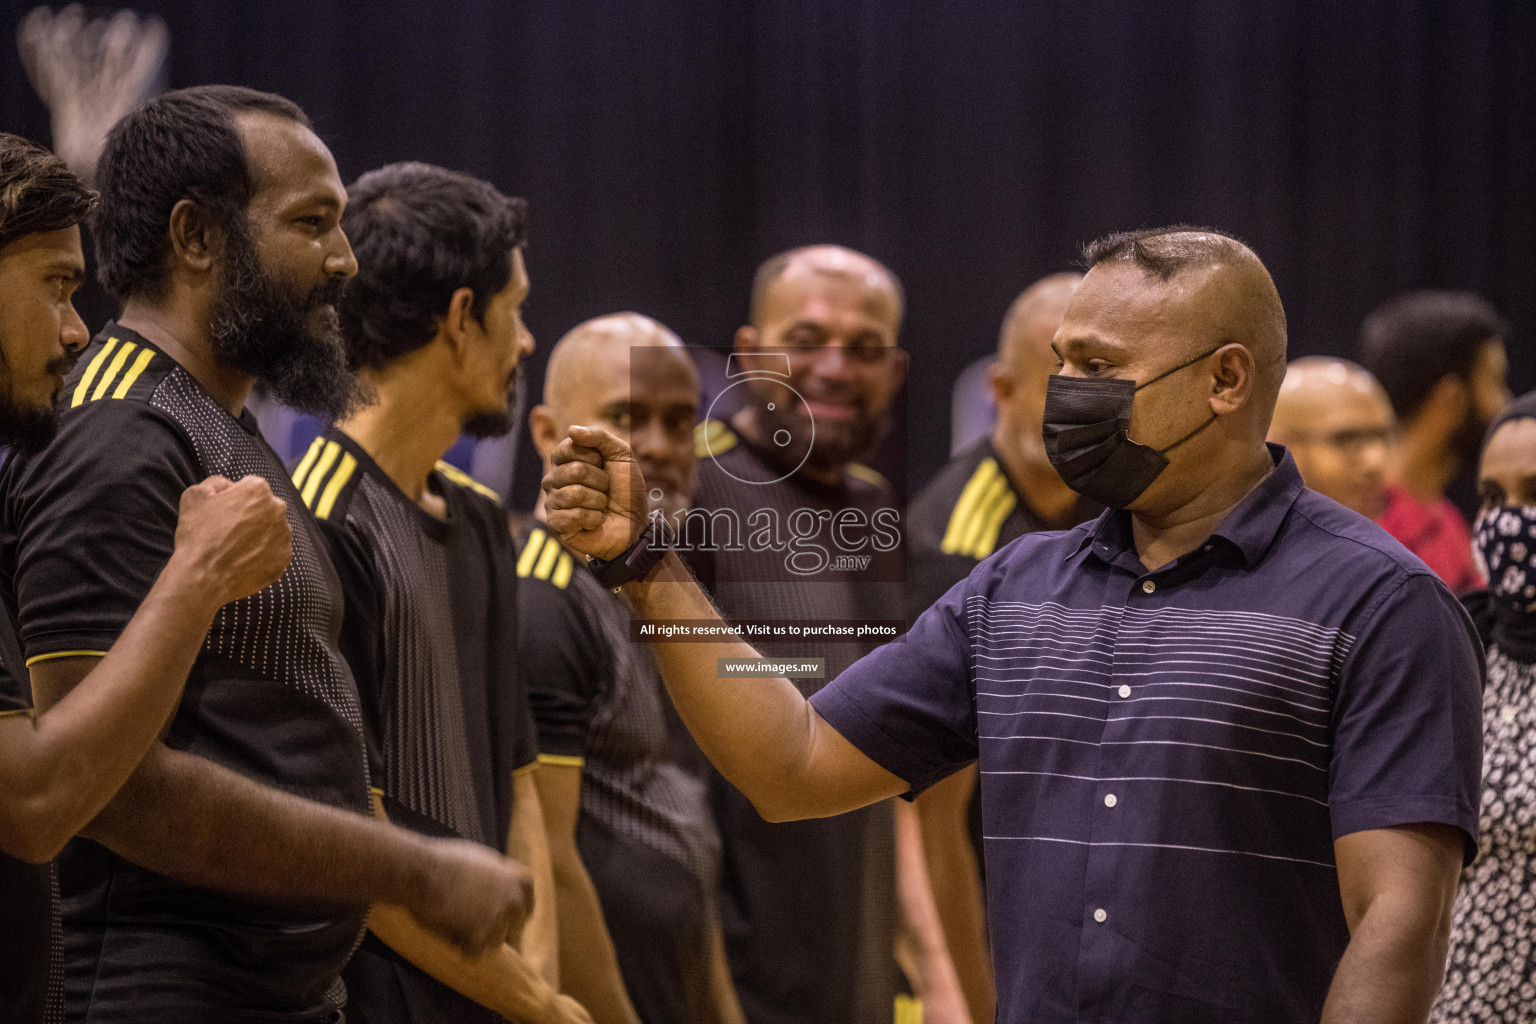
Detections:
[1093, 908, 1108, 923]
[1118, 684, 1131, 698]
[1141, 580, 1156, 594]
[1104, 793, 1117, 808]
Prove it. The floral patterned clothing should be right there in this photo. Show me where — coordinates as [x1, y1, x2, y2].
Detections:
[1432, 645, 1536, 1023]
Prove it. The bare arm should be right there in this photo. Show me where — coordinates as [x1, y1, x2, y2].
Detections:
[367, 794, 594, 1024]
[29, 656, 530, 956]
[0, 475, 290, 863]
[703, 913, 747, 1024]
[509, 767, 561, 986]
[914, 765, 995, 1022]
[1320, 824, 1463, 1024]
[542, 427, 906, 822]
[894, 799, 971, 1024]
[534, 761, 641, 1024]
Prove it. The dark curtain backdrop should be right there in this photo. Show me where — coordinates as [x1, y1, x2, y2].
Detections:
[4, 0, 1533, 507]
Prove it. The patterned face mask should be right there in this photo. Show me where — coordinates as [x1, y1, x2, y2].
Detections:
[1475, 505, 1536, 613]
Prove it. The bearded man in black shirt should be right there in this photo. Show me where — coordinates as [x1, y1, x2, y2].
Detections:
[0, 88, 533, 1023]
[0, 132, 294, 1024]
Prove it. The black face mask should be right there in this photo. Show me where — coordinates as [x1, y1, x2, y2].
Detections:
[1042, 347, 1221, 509]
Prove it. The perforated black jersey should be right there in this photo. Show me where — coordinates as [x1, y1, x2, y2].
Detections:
[684, 420, 900, 1024]
[0, 615, 62, 1024]
[0, 324, 371, 1023]
[518, 522, 723, 1024]
[300, 427, 538, 1024]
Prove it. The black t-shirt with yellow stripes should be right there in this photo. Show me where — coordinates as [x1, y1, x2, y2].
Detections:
[516, 521, 724, 1024]
[905, 436, 1098, 622]
[297, 427, 538, 1024]
[0, 324, 372, 1022]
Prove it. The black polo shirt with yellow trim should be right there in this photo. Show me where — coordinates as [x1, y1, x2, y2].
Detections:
[0, 324, 372, 1023]
[297, 428, 538, 1024]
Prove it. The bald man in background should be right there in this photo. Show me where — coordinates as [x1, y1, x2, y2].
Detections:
[687, 245, 967, 1024]
[541, 226, 1482, 1023]
[904, 271, 1099, 1022]
[520, 313, 744, 1024]
[1268, 358, 1396, 519]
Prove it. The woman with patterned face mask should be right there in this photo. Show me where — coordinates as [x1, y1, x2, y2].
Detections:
[1430, 389, 1536, 1023]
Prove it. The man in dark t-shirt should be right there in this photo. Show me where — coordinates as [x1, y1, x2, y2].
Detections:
[521, 314, 743, 1024]
[905, 273, 1093, 1022]
[0, 133, 296, 1024]
[316, 161, 588, 1024]
[684, 246, 965, 1024]
[0, 90, 532, 1023]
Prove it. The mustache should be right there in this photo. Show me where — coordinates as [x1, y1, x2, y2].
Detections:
[45, 347, 81, 377]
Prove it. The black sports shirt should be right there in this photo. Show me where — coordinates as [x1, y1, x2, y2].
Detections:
[299, 428, 539, 1024]
[0, 325, 372, 1023]
[0, 616, 63, 1024]
[518, 522, 724, 1024]
[684, 420, 901, 1024]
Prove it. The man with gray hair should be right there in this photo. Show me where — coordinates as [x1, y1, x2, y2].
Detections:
[542, 226, 1482, 1024]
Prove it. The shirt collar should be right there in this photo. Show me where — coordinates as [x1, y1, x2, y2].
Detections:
[1071, 443, 1303, 570]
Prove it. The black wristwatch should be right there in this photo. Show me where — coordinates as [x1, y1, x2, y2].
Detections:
[587, 516, 676, 591]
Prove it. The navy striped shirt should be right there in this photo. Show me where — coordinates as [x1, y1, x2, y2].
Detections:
[811, 447, 1482, 1023]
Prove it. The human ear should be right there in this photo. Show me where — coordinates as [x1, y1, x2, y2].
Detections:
[529, 404, 561, 459]
[1209, 343, 1255, 416]
[441, 286, 478, 362]
[167, 199, 218, 276]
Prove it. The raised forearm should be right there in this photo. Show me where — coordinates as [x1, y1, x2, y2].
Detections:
[1320, 895, 1451, 1024]
[83, 743, 433, 907]
[0, 563, 219, 862]
[626, 552, 902, 821]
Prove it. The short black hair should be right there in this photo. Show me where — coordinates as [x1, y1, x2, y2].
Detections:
[1082, 224, 1254, 280]
[1357, 290, 1507, 422]
[93, 84, 310, 301]
[339, 162, 527, 370]
[0, 133, 97, 252]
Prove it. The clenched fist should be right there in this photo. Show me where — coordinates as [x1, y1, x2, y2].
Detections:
[540, 425, 649, 561]
[408, 837, 534, 957]
[170, 475, 292, 607]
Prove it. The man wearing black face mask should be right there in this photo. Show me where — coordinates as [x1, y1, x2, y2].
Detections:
[541, 226, 1484, 1024]
[1356, 291, 1510, 593]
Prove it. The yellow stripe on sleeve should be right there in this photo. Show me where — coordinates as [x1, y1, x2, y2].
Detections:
[940, 458, 998, 554]
[291, 437, 326, 490]
[516, 530, 546, 577]
[71, 338, 118, 408]
[551, 552, 574, 589]
[894, 995, 922, 1024]
[536, 753, 585, 768]
[90, 341, 138, 402]
[300, 442, 341, 508]
[958, 472, 1011, 558]
[24, 649, 108, 667]
[313, 452, 357, 521]
[0, 708, 35, 720]
[532, 535, 561, 580]
[434, 461, 501, 502]
[111, 349, 156, 399]
[971, 488, 1018, 559]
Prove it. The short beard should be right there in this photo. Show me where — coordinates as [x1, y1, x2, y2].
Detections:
[757, 395, 883, 474]
[0, 398, 58, 456]
[460, 363, 523, 439]
[209, 226, 361, 421]
[0, 340, 72, 456]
